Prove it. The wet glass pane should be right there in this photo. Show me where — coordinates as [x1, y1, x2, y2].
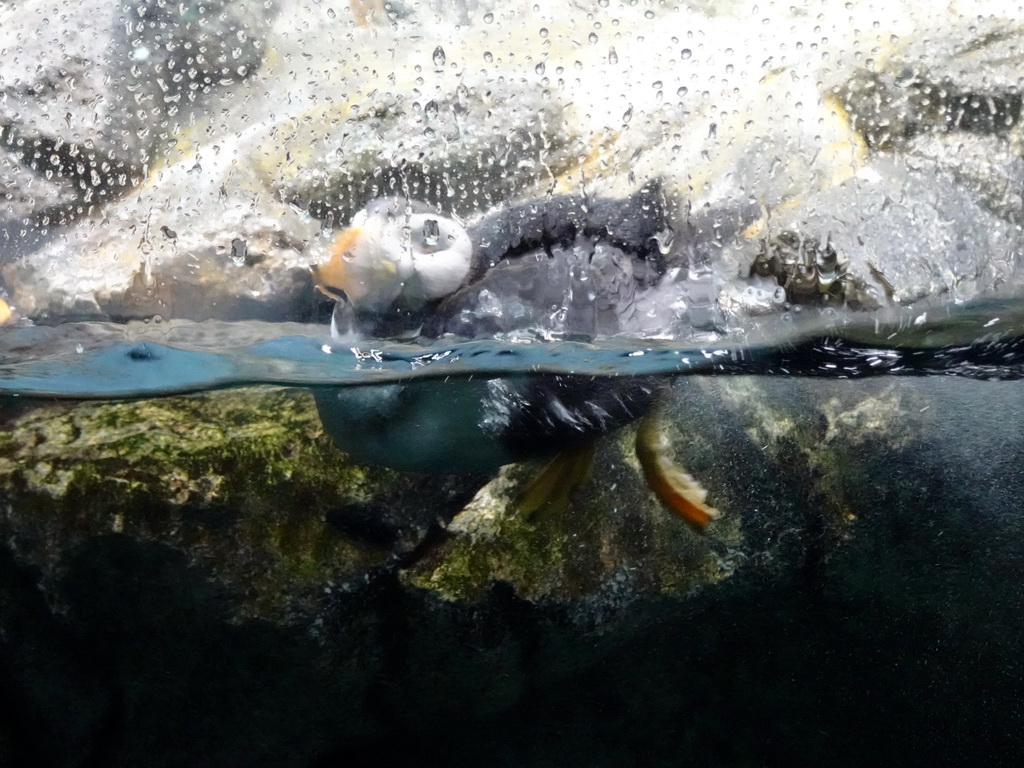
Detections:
[1, 1, 1023, 764]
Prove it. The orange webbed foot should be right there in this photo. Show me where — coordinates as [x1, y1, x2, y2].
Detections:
[635, 411, 721, 531]
[516, 441, 597, 519]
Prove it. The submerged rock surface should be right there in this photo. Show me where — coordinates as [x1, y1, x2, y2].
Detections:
[1, 374, 1022, 765]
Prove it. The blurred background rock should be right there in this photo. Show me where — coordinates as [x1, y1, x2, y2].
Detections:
[1, 0, 1021, 323]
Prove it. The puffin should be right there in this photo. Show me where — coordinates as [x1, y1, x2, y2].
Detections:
[311, 184, 721, 530]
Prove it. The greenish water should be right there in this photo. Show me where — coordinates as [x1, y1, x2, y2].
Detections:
[2, 295, 1023, 398]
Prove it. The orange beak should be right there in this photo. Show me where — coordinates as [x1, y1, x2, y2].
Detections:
[311, 226, 366, 301]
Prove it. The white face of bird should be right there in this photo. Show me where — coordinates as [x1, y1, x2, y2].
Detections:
[312, 200, 473, 314]
[405, 211, 474, 301]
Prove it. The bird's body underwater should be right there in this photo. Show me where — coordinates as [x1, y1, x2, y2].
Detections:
[312, 185, 722, 529]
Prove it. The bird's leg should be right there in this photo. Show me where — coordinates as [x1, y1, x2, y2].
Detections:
[634, 409, 721, 531]
[516, 441, 598, 519]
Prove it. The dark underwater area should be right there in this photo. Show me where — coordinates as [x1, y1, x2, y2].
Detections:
[1, 302, 1023, 767]
[3, 426, 1023, 768]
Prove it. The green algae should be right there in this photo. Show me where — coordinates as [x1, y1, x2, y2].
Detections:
[404, 375, 921, 610]
[712, 377, 919, 544]
[0, 374, 921, 625]
[0, 388, 393, 622]
[406, 424, 745, 606]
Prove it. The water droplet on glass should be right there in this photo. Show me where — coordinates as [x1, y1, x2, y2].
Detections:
[653, 229, 674, 254]
[535, 61, 546, 75]
[681, 48, 692, 60]
[424, 100, 439, 119]
[622, 104, 633, 123]
[422, 218, 440, 247]
[539, 27, 549, 38]
[677, 86, 688, 97]
[326, 7, 336, 19]
[484, 12, 494, 23]
[483, 51, 493, 63]
[608, 47, 618, 65]
[645, 10, 655, 18]
[588, 32, 598, 43]
[433, 46, 446, 67]
[230, 238, 248, 266]
[652, 80, 663, 89]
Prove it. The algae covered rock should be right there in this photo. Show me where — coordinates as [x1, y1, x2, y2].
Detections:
[0, 371, 998, 620]
[0, 367, 899, 627]
[0, 386, 481, 621]
[0, 380, 750, 620]
[1, 369, 1023, 766]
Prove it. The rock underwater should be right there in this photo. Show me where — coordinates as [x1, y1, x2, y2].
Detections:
[2, 367, 1024, 764]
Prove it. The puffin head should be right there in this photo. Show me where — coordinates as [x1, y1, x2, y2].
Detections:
[313, 199, 474, 324]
